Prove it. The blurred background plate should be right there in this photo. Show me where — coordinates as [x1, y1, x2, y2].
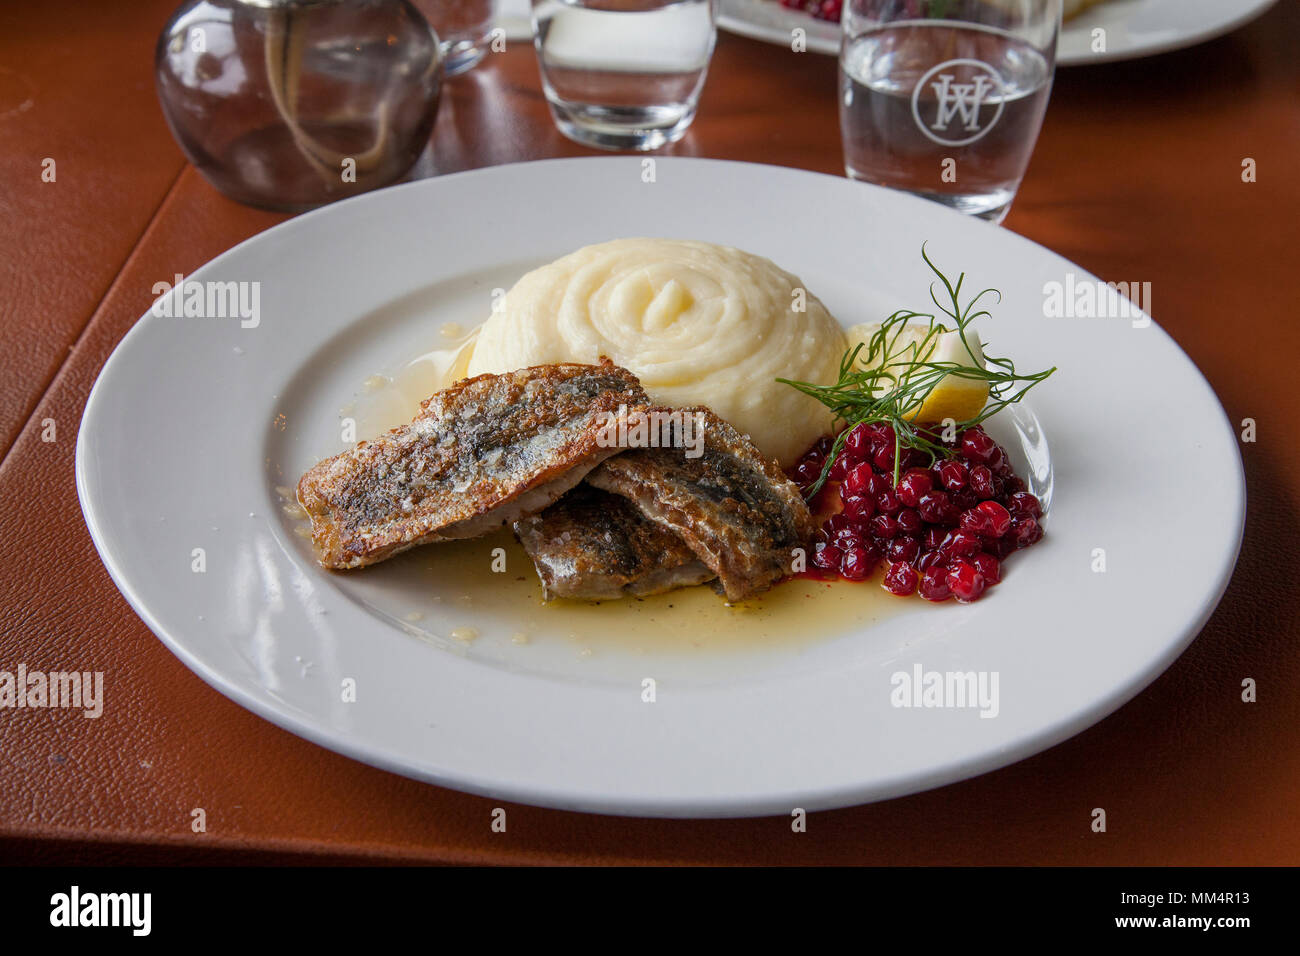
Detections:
[716, 0, 1279, 65]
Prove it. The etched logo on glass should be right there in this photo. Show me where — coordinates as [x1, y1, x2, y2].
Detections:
[911, 58, 1006, 147]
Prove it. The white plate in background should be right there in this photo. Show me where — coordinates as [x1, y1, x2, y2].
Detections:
[717, 0, 1279, 65]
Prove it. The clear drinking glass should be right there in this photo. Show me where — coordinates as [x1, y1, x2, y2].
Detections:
[532, 0, 716, 151]
[412, 0, 499, 75]
[839, 0, 1060, 223]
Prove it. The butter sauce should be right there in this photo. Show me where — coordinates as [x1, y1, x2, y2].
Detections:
[365, 528, 897, 657]
[351, 323, 478, 437]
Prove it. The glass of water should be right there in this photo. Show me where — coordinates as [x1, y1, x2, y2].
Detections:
[532, 0, 716, 151]
[412, 0, 498, 76]
[840, 0, 1060, 223]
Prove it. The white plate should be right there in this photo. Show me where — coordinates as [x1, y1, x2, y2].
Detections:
[717, 0, 1278, 65]
[77, 157, 1243, 817]
[1056, 0, 1277, 64]
[717, 0, 841, 55]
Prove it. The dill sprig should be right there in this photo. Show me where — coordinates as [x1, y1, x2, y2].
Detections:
[778, 244, 1055, 496]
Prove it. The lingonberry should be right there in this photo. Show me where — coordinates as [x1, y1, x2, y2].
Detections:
[896, 468, 934, 507]
[959, 427, 997, 464]
[922, 526, 948, 550]
[872, 442, 896, 472]
[917, 490, 955, 524]
[867, 422, 895, 446]
[840, 546, 874, 581]
[938, 459, 968, 492]
[813, 542, 842, 570]
[887, 535, 920, 564]
[882, 561, 919, 596]
[1007, 491, 1042, 519]
[1011, 516, 1043, 549]
[919, 565, 953, 602]
[945, 530, 983, 558]
[843, 422, 873, 460]
[794, 459, 822, 485]
[989, 445, 1011, 475]
[843, 462, 874, 497]
[842, 493, 875, 521]
[969, 464, 996, 499]
[916, 550, 945, 573]
[896, 507, 922, 534]
[834, 532, 863, 553]
[945, 558, 986, 602]
[959, 507, 993, 536]
[971, 551, 1001, 586]
[868, 513, 900, 539]
[824, 513, 850, 536]
[974, 500, 1012, 538]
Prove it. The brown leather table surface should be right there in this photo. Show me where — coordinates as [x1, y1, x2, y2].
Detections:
[1, 1, 1297, 865]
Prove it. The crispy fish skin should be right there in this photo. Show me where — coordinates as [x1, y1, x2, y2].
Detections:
[297, 360, 648, 569]
[514, 486, 715, 601]
[586, 407, 816, 602]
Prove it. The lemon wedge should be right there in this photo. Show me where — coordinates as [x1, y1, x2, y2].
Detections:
[844, 321, 989, 425]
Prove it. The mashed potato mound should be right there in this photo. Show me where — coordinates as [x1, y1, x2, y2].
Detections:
[467, 238, 847, 466]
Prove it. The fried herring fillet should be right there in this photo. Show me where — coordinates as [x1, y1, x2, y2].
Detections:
[297, 360, 648, 569]
[586, 407, 816, 601]
[514, 486, 715, 601]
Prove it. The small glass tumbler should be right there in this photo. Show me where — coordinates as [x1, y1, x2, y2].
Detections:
[839, 0, 1060, 223]
[531, 0, 716, 151]
[412, 0, 499, 75]
[156, 0, 442, 212]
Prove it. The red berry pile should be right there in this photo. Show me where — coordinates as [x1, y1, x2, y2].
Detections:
[778, 0, 842, 22]
[793, 422, 1044, 603]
